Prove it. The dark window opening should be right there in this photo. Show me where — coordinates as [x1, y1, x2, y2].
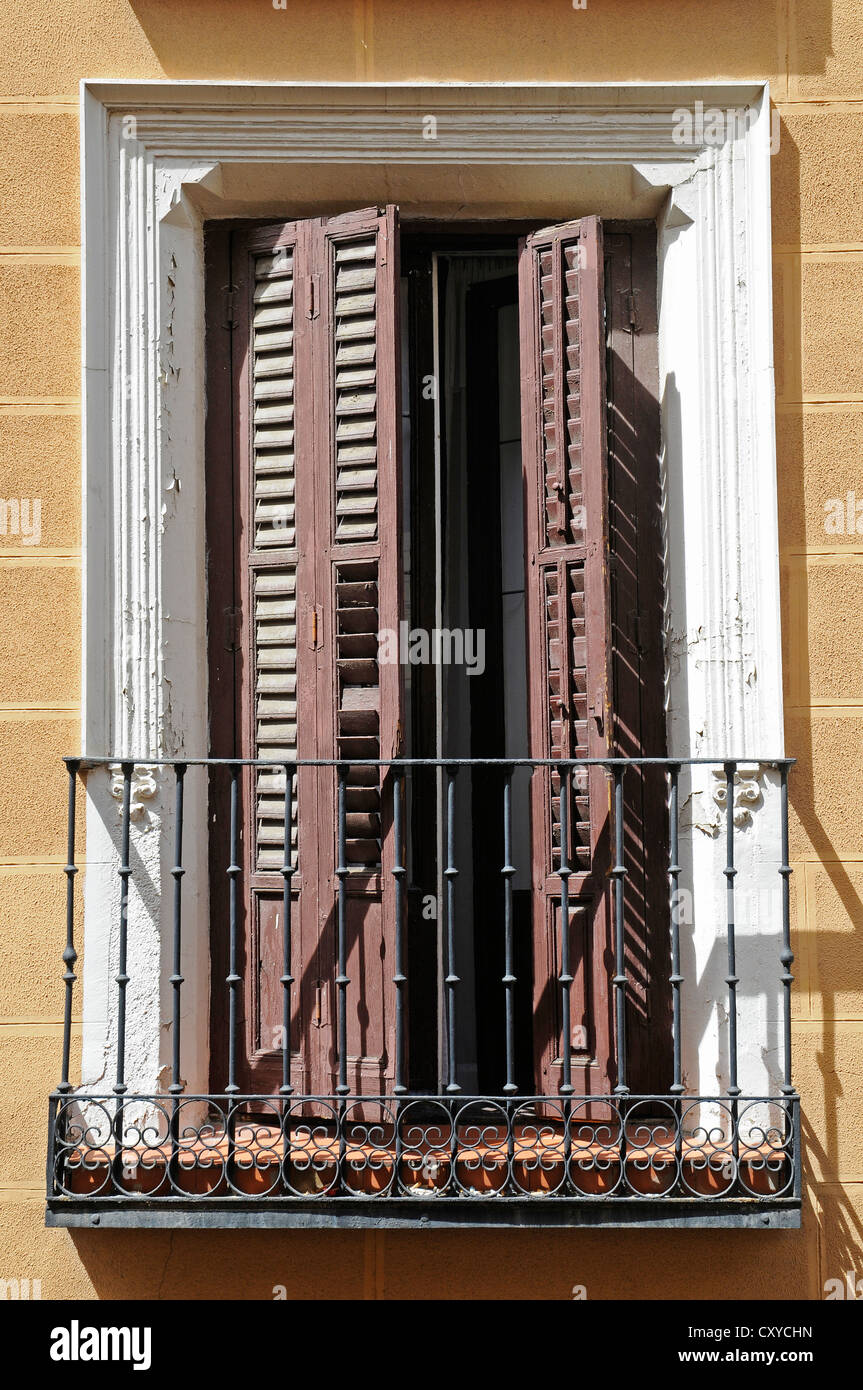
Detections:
[204, 212, 670, 1104]
[400, 239, 533, 1094]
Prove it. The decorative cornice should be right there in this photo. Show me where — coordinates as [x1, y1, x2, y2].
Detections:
[86, 80, 767, 164]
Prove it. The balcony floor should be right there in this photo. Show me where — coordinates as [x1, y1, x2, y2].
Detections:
[47, 1098, 800, 1227]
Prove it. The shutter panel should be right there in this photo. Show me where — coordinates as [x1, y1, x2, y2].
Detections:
[250, 242, 300, 873]
[215, 209, 404, 1098]
[311, 206, 403, 1096]
[604, 226, 671, 1094]
[222, 220, 320, 1096]
[333, 235, 381, 544]
[519, 216, 614, 1095]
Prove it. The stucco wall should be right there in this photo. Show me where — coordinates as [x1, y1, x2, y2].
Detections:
[0, 0, 861, 1300]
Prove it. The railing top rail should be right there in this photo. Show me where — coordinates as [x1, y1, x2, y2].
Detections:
[64, 754, 796, 770]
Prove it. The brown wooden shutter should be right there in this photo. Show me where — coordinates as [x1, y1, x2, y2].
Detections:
[604, 226, 671, 1094]
[208, 208, 403, 1098]
[519, 216, 614, 1095]
[221, 218, 321, 1096]
[310, 206, 403, 1096]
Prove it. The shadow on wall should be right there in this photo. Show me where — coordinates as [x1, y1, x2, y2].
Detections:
[773, 106, 863, 1286]
[68, 1219, 818, 1300]
[127, 0, 835, 85]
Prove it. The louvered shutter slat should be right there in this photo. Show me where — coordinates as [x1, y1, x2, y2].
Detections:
[332, 236, 381, 547]
[248, 242, 301, 873]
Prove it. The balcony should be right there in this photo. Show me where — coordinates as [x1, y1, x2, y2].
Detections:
[46, 755, 801, 1229]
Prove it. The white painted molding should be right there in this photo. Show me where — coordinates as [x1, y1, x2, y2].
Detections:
[78, 81, 785, 1100]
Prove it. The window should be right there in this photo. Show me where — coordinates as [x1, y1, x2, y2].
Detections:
[203, 208, 671, 1102]
[48, 85, 798, 1228]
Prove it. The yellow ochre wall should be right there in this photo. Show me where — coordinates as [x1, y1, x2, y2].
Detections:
[0, 0, 861, 1301]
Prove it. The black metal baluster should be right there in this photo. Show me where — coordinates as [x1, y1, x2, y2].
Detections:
[611, 765, 628, 1096]
[392, 769, 407, 1095]
[609, 766, 629, 1186]
[502, 766, 517, 1098]
[444, 767, 460, 1188]
[723, 760, 741, 1181]
[51, 760, 80, 1197]
[279, 763, 295, 1189]
[444, 766, 460, 1096]
[557, 763, 574, 1181]
[225, 763, 241, 1097]
[558, 764, 574, 1097]
[779, 762, 799, 1197]
[59, 759, 79, 1095]
[335, 764, 349, 1187]
[169, 763, 186, 1181]
[169, 764, 186, 1096]
[392, 769, 407, 1184]
[723, 761, 741, 1098]
[667, 763, 684, 1183]
[667, 763, 683, 1094]
[280, 764, 295, 1100]
[500, 766, 518, 1189]
[779, 763, 795, 1098]
[335, 765, 350, 1098]
[792, 1092, 802, 1201]
[113, 762, 133, 1188]
[225, 763, 242, 1189]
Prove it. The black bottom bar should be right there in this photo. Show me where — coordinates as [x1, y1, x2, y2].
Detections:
[46, 1196, 801, 1230]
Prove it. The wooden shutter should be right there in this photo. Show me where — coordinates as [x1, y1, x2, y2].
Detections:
[519, 216, 614, 1095]
[207, 208, 403, 1098]
[310, 206, 403, 1097]
[217, 218, 321, 1097]
[604, 226, 671, 1094]
[248, 236, 302, 877]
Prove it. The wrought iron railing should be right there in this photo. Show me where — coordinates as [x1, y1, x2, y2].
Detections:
[46, 755, 801, 1228]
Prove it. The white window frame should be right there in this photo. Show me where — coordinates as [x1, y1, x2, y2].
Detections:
[77, 81, 785, 1101]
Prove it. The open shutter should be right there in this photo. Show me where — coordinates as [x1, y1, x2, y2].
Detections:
[604, 226, 671, 1094]
[310, 206, 403, 1097]
[519, 216, 614, 1095]
[209, 208, 403, 1099]
[219, 218, 321, 1096]
[247, 232, 303, 876]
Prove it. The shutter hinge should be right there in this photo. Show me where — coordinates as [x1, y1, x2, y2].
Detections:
[224, 604, 241, 652]
[624, 290, 640, 334]
[222, 284, 238, 331]
[307, 273, 321, 320]
[589, 686, 604, 735]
